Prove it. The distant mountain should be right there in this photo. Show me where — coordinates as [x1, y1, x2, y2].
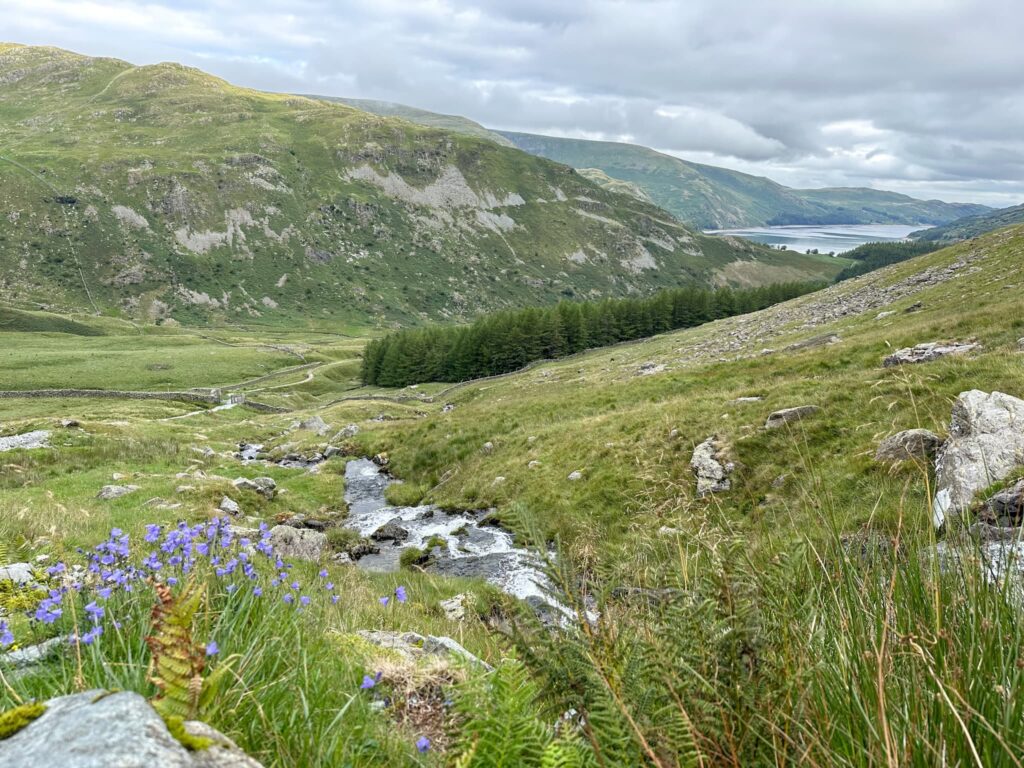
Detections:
[0, 44, 842, 327]
[498, 132, 991, 230]
[912, 203, 1024, 243]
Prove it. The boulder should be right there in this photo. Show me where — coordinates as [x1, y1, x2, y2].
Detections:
[297, 415, 330, 435]
[371, 521, 410, 543]
[0, 690, 264, 768]
[0, 562, 35, 585]
[933, 390, 1024, 528]
[765, 405, 820, 430]
[978, 479, 1024, 527]
[96, 485, 139, 500]
[233, 477, 275, 499]
[883, 341, 980, 367]
[0, 637, 63, 669]
[58, 419, 80, 429]
[482, 441, 494, 454]
[268, 525, 327, 561]
[690, 436, 734, 496]
[875, 429, 943, 462]
[232, 477, 259, 493]
[333, 424, 359, 440]
[567, 470, 583, 481]
[218, 497, 241, 516]
[528, 460, 541, 469]
[0, 430, 50, 452]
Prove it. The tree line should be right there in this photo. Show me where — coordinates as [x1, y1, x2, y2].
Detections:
[834, 240, 941, 282]
[361, 281, 822, 387]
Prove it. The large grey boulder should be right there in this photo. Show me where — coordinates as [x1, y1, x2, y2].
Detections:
[690, 436, 734, 496]
[96, 485, 140, 501]
[883, 341, 979, 367]
[297, 415, 330, 436]
[370, 520, 409, 543]
[875, 429, 944, 463]
[0, 430, 50, 453]
[932, 390, 1024, 528]
[268, 525, 327, 561]
[0, 690, 263, 768]
[765, 405, 820, 429]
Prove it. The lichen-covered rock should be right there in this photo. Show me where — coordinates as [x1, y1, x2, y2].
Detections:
[268, 525, 327, 561]
[765, 405, 820, 429]
[690, 436, 734, 496]
[978, 479, 1024, 527]
[356, 630, 491, 669]
[875, 429, 943, 462]
[0, 637, 64, 669]
[297, 415, 330, 435]
[218, 497, 241, 516]
[933, 390, 1024, 528]
[0, 690, 263, 768]
[883, 341, 980, 367]
[96, 485, 139, 500]
[0, 430, 50, 452]
[0, 562, 34, 585]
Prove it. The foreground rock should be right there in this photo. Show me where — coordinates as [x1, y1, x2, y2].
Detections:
[0, 562, 35, 585]
[96, 484, 140, 500]
[933, 390, 1024, 528]
[268, 525, 327, 560]
[0, 637, 63, 669]
[357, 630, 492, 670]
[690, 436, 734, 496]
[765, 405, 820, 429]
[883, 340, 980, 367]
[0, 430, 50, 452]
[875, 429, 944, 462]
[0, 690, 263, 768]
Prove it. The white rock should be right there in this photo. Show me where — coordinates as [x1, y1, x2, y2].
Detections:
[690, 437, 734, 496]
[933, 390, 1024, 528]
[96, 485, 140, 500]
[219, 496, 241, 516]
[439, 593, 470, 621]
[0, 562, 35, 585]
[567, 470, 583, 481]
[268, 525, 327, 561]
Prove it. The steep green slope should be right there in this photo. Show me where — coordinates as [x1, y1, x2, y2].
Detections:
[912, 202, 1024, 243]
[0, 44, 841, 328]
[498, 131, 989, 229]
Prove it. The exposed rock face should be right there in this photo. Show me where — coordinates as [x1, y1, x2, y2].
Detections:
[0, 690, 264, 768]
[690, 436, 734, 496]
[268, 525, 327, 560]
[297, 415, 330, 435]
[765, 405, 820, 430]
[96, 484, 140, 500]
[979, 479, 1024, 527]
[218, 496, 241, 516]
[875, 429, 944, 462]
[883, 341, 980, 367]
[439, 594, 470, 621]
[932, 390, 1024, 528]
[0, 430, 50, 452]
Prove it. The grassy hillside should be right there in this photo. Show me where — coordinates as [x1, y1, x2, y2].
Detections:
[2, 225, 1024, 765]
[499, 131, 990, 229]
[913, 201, 1024, 243]
[0, 44, 845, 329]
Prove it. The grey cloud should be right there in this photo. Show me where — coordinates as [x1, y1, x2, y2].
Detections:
[2, 0, 1022, 204]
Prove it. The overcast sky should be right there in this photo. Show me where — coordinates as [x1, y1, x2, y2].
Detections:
[4, 0, 1022, 206]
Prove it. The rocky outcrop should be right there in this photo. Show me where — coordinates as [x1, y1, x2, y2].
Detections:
[765, 405, 820, 429]
[875, 429, 944, 462]
[690, 436, 734, 496]
[883, 341, 980, 367]
[268, 525, 327, 561]
[370, 521, 410, 543]
[96, 484, 140, 500]
[232, 477, 276, 500]
[296, 415, 330, 435]
[0, 430, 50, 452]
[0, 690, 263, 768]
[932, 390, 1024, 528]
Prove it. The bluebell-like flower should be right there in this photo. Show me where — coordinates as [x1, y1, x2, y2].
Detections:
[144, 524, 162, 543]
[395, 586, 407, 603]
[283, 593, 294, 604]
[81, 625, 103, 645]
[379, 596, 389, 607]
[84, 601, 104, 623]
[46, 562, 66, 576]
[0, 620, 13, 648]
[253, 586, 263, 597]
[361, 671, 382, 689]
[318, 569, 328, 578]
[331, 595, 340, 605]
[416, 736, 431, 753]
[299, 595, 311, 606]
[205, 641, 219, 656]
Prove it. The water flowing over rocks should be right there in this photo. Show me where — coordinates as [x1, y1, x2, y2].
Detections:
[932, 390, 1024, 528]
[875, 429, 944, 463]
[0, 690, 264, 768]
[342, 459, 560, 615]
[690, 436, 734, 496]
[883, 341, 980, 367]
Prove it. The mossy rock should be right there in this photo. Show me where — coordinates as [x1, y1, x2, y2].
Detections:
[0, 702, 46, 741]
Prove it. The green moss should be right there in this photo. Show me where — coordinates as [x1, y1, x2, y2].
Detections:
[0, 702, 46, 740]
[162, 714, 213, 752]
[399, 546, 429, 569]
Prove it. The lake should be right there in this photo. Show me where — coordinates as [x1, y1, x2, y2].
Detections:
[706, 224, 920, 254]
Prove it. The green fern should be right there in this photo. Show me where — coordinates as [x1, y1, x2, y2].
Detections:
[146, 579, 207, 720]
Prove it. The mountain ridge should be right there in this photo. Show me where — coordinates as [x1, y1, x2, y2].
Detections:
[0, 43, 840, 328]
